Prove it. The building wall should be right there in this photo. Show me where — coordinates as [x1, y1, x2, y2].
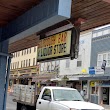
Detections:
[91, 34, 110, 74]
[59, 30, 92, 76]
[10, 46, 37, 70]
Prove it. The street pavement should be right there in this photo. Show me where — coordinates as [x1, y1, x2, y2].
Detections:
[6, 92, 110, 110]
[6, 93, 16, 110]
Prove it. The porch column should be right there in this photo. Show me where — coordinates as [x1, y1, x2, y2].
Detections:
[0, 40, 11, 110]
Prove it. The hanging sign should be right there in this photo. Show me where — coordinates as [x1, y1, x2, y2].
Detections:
[37, 30, 72, 61]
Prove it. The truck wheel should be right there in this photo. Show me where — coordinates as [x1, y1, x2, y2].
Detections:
[21, 105, 27, 110]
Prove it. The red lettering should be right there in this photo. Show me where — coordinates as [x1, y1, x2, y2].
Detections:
[63, 32, 67, 42]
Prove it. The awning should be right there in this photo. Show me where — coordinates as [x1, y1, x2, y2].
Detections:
[32, 74, 56, 82]
[9, 75, 18, 79]
[50, 78, 62, 81]
[9, 74, 34, 79]
[79, 74, 110, 80]
[17, 75, 32, 79]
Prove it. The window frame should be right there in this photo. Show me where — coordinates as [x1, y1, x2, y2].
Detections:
[65, 59, 70, 68]
[97, 52, 110, 67]
[41, 89, 52, 100]
[77, 55, 82, 67]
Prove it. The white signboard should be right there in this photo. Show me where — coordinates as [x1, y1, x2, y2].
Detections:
[95, 67, 104, 74]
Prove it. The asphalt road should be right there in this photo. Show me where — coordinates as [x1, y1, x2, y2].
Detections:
[5, 92, 109, 110]
[6, 93, 16, 110]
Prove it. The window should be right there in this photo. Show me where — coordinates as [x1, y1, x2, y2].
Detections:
[13, 63, 15, 69]
[36, 58, 37, 65]
[54, 61, 60, 71]
[108, 53, 110, 66]
[93, 33, 97, 38]
[13, 53, 15, 58]
[34, 47, 36, 52]
[53, 89, 83, 101]
[33, 58, 35, 66]
[108, 60, 110, 67]
[18, 52, 20, 57]
[23, 50, 26, 55]
[27, 49, 28, 54]
[97, 31, 102, 36]
[42, 89, 51, 100]
[51, 61, 55, 71]
[17, 52, 18, 57]
[15, 63, 17, 69]
[28, 48, 30, 54]
[11, 63, 13, 69]
[29, 59, 31, 66]
[44, 63, 47, 71]
[21, 61, 23, 68]
[77, 61, 82, 67]
[77, 55, 82, 67]
[55, 61, 60, 67]
[98, 54, 102, 60]
[22, 51, 23, 56]
[97, 54, 103, 67]
[103, 54, 107, 60]
[47, 62, 51, 72]
[41, 63, 45, 72]
[15, 52, 17, 57]
[17, 62, 19, 68]
[24, 50, 26, 55]
[30, 48, 31, 53]
[10, 63, 12, 69]
[108, 53, 110, 59]
[103, 29, 109, 35]
[15, 62, 17, 69]
[97, 61, 102, 67]
[65, 59, 70, 68]
[97, 52, 110, 67]
[24, 60, 25, 67]
[26, 59, 28, 67]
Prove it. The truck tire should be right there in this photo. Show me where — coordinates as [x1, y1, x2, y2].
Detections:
[21, 105, 27, 110]
[17, 102, 22, 110]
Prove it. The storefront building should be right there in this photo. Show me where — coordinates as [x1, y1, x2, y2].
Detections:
[90, 26, 110, 105]
[9, 46, 39, 88]
[54, 30, 93, 100]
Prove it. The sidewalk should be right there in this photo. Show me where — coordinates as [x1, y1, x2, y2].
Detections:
[102, 104, 110, 110]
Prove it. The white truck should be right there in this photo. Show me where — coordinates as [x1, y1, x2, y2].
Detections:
[12, 84, 104, 110]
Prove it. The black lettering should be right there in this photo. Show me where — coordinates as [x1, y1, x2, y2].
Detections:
[43, 48, 47, 56]
[61, 44, 64, 53]
[48, 46, 52, 55]
[54, 45, 56, 54]
[55, 45, 58, 54]
[50, 46, 53, 55]
[59, 44, 62, 53]
[64, 43, 66, 52]
[40, 46, 53, 57]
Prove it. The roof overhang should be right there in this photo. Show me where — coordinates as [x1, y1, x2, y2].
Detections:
[0, 0, 110, 53]
[79, 74, 110, 80]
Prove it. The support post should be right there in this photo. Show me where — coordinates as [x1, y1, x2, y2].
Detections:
[0, 40, 11, 110]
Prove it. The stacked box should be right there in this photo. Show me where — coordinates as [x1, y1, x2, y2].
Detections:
[12, 84, 36, 105]
[13, 84, 21, 100]
[25, 85, 36, 104]
[20, 85, 26, 102]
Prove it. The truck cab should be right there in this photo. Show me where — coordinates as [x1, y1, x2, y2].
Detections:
[36, 86, 104, 110]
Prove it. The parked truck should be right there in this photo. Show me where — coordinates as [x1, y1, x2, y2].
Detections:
[12, 84, 104, 110]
